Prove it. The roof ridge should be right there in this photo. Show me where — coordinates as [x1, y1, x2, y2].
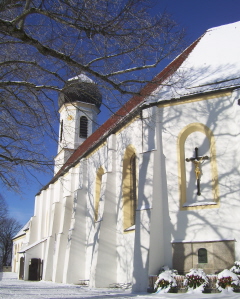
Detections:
[206, 20, 240, 32]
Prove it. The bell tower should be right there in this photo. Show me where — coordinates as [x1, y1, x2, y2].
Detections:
[54, 74, 102, 174]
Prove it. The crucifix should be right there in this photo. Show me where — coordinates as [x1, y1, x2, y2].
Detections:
[185, 147, 209, 196]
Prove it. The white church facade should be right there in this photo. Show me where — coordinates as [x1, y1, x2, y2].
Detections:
[12, 21, 240, 292]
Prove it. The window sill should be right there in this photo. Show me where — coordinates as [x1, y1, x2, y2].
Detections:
[124, 225, 135, 232]
[183, 201, 217, 207]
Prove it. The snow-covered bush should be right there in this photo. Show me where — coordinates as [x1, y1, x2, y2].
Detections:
[184, 268, 208, 293]
[217, 269, 240, 293]
[230, 261, 240, 274]
[154, 266, 177, 293]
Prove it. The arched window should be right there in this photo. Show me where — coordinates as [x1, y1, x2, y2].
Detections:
[198, 248, 208, 263]
[94, 167, 104, 222]
[130, 153, 137, 224]
[79, 116, 88, 138]
[122, 146, 137, 231]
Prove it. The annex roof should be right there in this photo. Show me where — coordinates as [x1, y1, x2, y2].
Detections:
[145, 21, 240, 104]
[12, 220, 30, 240]
[18, 238, 47, 253]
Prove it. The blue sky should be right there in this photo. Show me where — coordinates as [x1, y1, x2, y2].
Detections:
[4, 0, 240, 226]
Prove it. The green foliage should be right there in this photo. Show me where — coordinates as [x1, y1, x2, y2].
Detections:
[185, 274, 206, 289]
[155, 278, 170, 290]
[217, 276, 237, 289]
[184, 269, 208, 292]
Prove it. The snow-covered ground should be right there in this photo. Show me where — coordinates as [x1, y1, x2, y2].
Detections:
[0, 272, 239, 299]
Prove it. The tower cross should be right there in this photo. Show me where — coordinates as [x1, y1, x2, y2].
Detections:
[185, 147, 209, 196]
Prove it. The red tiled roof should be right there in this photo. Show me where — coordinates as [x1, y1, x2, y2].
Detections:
[39, 36, 202, 193]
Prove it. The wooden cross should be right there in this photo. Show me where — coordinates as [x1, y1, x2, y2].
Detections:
[185, 147, 209, 196]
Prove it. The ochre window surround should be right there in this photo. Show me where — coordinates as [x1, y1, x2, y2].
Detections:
[122, 145, 138, 232]
[177, 123, 219, 210]
[94, 166, 104, 222]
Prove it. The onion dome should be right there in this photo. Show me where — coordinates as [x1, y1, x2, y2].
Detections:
[58, 74, 102, 109]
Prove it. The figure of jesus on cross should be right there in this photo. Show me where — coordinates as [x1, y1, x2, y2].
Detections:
[186, 147, 209, 196]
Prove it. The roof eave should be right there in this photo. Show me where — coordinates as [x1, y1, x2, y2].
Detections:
[141, 85, 240, 110]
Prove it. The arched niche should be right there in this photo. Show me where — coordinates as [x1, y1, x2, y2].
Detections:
[177, 123, 219, 210]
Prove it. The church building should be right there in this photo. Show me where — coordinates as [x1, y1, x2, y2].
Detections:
[12, 21, 240, 292]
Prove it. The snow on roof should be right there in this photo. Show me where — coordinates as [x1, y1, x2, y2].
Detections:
[67, 73, 94, 83]
[12, 220, 30, 240]
[172, 238, 235, 243]
[39, 21, 240, 194]
[145, 21, 240, 104]
[18, 238, 47, 253]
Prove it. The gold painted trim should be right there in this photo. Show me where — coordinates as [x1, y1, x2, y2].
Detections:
[86, 116, 140, 160]
[122, 145, 138, 233]
[115, 115, 140, 135]
[157, 91, 231, 108]
[12, 235, 26, 242]
[177, 123, 219, 210]
[94, 166, 105, 222]
[85, 141, 107, 159]
[83, 115, 140, 160]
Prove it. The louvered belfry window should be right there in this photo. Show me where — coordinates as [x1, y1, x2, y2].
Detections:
[79, 116, 88, 138]
[60, 120, 63, 142]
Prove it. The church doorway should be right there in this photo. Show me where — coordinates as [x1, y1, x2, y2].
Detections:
[28, 258, 43, 281]
[19, 257, 24, 280]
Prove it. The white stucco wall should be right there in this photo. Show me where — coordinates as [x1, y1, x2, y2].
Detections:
[22, 87, 240, 290]
[159, 91, 240, 255]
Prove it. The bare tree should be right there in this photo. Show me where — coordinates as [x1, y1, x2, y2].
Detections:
[0, 0, 185, 191]
[0, 194, 21, 268]
[0, 217, 22, 268]
[0, 193, 8, 225]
